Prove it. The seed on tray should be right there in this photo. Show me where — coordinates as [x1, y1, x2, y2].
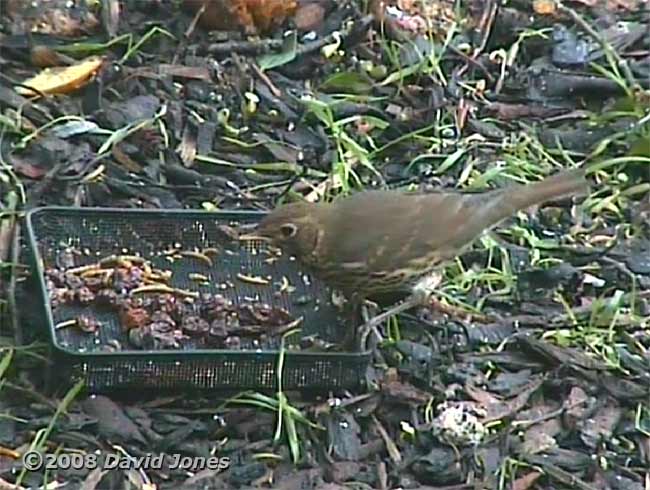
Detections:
[81, 276, 104, 291]
[76, 315, 101, 333]
[130, 325, 190, 350]
[208, 319, 228, 340]
[202, 248, 220, 258]
[55, 315, 101, 333]
[150, 311, 176, 328]
[189, 273, 209, 282]
[65, 273, 84, 289]
[119, 307, 150, 330]
[182, 316, 210, 337]
[55, 319, 77, 330]
[278, 276, 296, 294]
[76, 286, 95, 305]
[45, 248, 313, 353]
[179, 250, 213, 266]
[236, 273, 270, 285]
[130, 284, 200, 298]
[95, 289, 119, 308]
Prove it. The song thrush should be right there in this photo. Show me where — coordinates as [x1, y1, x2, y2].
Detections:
[245, 168, 589, 343]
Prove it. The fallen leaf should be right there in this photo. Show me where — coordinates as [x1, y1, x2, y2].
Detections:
[257, 31, 298, 70]
[533, 0, 557, 14]
[15, 56, 104, 96]
[512, 471, 542, 490]
[295, 1, 326, 31]
[183, 0, 297, 34]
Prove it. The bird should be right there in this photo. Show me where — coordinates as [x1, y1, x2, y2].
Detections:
[243, 168, 590, 346]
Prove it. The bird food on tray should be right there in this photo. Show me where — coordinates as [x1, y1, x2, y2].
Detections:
[44, 248, 326, 352]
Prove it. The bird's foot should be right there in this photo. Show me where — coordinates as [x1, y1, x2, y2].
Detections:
[357, 300, 383, 350]
[427, 297, 493, 323]
[361, 300, 380, 322]
[358, 295, 422, 351]
[357, 272, 443, 351]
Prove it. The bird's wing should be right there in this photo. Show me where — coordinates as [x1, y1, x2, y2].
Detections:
[318, 191, 482, 274]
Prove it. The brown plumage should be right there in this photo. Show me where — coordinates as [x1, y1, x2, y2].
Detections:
[250, 168, 589, 301]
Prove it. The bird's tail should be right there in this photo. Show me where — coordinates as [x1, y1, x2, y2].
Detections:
[470, 167, 589, 231]
[500, 167, 588, 212]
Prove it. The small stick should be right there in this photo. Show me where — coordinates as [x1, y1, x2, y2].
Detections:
[251, 62, 282, 98]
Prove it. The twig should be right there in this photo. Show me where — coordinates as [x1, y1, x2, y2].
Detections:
[185, 1, 206, 39]
[211, 14, 373, 61]
[208, 39, 283, 56]
[251, 62, 282, 98]
[457, 0, 497, 78]
[511, 399, 583, 430]
[371, 415, 402, 465]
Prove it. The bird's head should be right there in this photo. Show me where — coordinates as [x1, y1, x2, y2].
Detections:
[240, 201, 321, 259]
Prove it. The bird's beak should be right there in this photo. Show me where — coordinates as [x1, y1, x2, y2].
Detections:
[238, 233, 271, 242]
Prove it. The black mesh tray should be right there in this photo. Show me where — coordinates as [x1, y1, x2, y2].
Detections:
[25, 207, 370, 392]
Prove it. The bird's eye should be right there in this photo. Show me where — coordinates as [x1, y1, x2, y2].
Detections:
[280, 223, 297, 238]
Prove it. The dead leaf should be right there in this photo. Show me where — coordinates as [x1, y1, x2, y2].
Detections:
[533, 0, 557, 14]
[29, 45, 76, 68]
[112, 144, 144, 173]
[295, 1, 326, 31]
[519, 403, 562, 456]
[178, 125, 198, 167]
[183, 0, 297, 34]
[15, 56, 104, 96]
[511, 471, 542, 490]
[563, 386, 591, 429]
[467, 377, 544, 423]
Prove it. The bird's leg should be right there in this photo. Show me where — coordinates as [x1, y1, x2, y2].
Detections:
[340, 293, 365, 351]
[361, 299, 380, 323]
[360, 299, 384, 347]
[359, 272, 443, 350]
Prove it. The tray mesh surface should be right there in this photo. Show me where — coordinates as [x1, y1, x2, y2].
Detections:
[26, 207, 369, 392]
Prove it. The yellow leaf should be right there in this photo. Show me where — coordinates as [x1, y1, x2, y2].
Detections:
[533, 0, 557, 14]
[15, 56, 104, 97]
